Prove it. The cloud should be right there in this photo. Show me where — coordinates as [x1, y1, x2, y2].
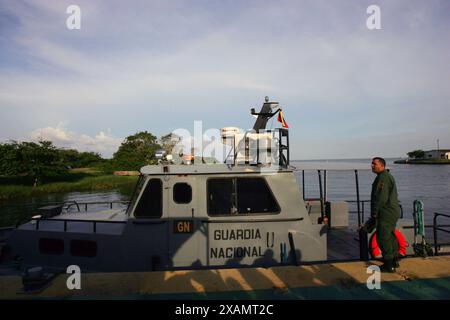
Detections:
[29, 123, 72, 142]
[0, 0, 449, 159]
[28, 124, 122, 158]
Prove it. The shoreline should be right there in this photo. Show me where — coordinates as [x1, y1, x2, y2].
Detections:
[0, 174, 138, 201]
[394, 159, 450, 165]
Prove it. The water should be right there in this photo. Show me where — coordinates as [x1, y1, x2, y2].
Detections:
[293, 159, 450, 227]
[0, 189, 133, 227]
[1, 159, 449, 229]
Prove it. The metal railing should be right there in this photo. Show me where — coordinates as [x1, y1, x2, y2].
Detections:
[13, 200, 130, 228]
[346, 199, 370, 227]
[32, 217, 126, 233]
[65, 200, 130, 212]
[224, 128, 289, 168]
[302, 169, 367, 226]
[305, 198, 370, 227]
[345, 200, 404, 227]
[433, 212, 450, 255]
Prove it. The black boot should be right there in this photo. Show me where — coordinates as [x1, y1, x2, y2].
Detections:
[393, 257, 400, 268]
[380, 259, 396, 273]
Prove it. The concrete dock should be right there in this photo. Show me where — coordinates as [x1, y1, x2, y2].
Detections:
[1, 256, 449, 299]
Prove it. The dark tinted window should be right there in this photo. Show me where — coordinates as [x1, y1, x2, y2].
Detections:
[237, 178, 280, 214]
[134, 179, 163, 218]
[207, 177, 279, 216]
[39, 238, 64, 255]
[173, 183, 192, 204]
[207, 179, 235, 215]
[70, 240, 97, 257]
[126, 175, 145, 215]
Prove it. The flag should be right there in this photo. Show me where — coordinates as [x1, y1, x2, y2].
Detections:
[277, 110, 289, 128]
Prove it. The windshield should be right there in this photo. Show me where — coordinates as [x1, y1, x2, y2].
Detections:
[126, 175, 146, 216]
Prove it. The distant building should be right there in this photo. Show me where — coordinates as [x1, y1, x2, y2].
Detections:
[424, 149, 450, 160]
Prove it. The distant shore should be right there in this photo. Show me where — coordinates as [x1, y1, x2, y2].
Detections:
[393, 159, 450, 165]
[0, 172, 138, 201]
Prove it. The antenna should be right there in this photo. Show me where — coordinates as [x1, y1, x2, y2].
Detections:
[251, 97, 281, 131]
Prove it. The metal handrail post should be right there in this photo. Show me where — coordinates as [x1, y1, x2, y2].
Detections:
[302, 170, 305, 201]
[286, 129, 290, 166]
[433, 213, 438, 256]
[72, 201, 80, 212]
[362, 201, 365, 223]
[355, 170, 361, 227]
[256, 129, 260, 164]
[318, 170, 324, 221]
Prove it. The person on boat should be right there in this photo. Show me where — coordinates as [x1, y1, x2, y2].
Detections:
[363, 157, 401, 273]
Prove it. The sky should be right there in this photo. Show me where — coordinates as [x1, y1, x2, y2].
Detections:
[0, 0, 449, 159]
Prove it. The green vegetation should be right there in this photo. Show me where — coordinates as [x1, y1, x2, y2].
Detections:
[407, 149, 425, 159]
[0, 130, 164, 200]
[59, 149, 104, 168]
[112, 131, 161, 170]
[0, 172, 138, 201]
[394, 159, 450, 165]
[0, 140, 68, 186]
[394, 149, 450, 164]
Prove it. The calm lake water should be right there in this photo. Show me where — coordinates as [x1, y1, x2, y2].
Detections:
[293, 159, 450, 226]
[1, 159, 449, 229]
[0, 189, 133, 227]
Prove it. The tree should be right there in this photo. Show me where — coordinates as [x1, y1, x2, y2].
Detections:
[407, 150, 425, 159]
[0, 140, 67, 186]
[20, 140, 67, 186]
[77, 151, 103, 167]
[58, 149, 103, 168]
[0, 141, 23, 176]
[112, 131, 161, 170]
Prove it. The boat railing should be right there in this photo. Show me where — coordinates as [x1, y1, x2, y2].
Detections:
[433, 212, 450, 255]
[31, 216, 127, 233]
[65, 200, 130, 212]
[345, 199, 371, 227]
[12, 200, 130, 228]
[301, 169, 369, 227]
[224, 128, 289, 168]
[345, 200, 404, 227]
[300, 168, 406, 228]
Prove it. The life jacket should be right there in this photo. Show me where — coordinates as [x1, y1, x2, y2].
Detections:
[369, 229, 408, 258]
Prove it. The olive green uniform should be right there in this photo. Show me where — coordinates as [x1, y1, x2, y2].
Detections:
[371, 170, 401, 262]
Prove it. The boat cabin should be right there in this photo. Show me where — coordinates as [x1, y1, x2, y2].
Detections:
[6, 98, 328, 272]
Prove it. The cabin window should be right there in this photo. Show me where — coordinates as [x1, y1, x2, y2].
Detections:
[207, 177, 280, 216]
[134, 179, 163, 218]
[70, 240, 97, 258]
[237, 178, 280, 214]
[207, 179, 236, 215]
[39, 238, 64, 255]
[173, 183, 192, 204]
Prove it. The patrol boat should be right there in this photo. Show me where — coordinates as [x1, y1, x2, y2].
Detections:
[3, 98, 419, 273]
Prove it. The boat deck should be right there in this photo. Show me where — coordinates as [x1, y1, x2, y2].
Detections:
[327, 227, 361, 261]
[16, 209, 128, 234]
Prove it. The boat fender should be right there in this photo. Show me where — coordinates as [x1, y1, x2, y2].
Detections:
[369, 229, 408, 259]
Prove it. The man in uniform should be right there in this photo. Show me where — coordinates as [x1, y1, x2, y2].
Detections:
[363, 157, 401, 273]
